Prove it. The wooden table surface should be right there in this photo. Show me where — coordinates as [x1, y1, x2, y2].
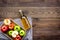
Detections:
[0, 0, 60, 7]
[0, 0, 60, 40]
[0, 7, 60, 40]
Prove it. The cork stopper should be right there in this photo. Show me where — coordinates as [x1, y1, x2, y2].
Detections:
[19, 10, 24, 17]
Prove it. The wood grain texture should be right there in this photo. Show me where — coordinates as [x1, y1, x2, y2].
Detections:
[0, 7, 60, 18]
[0, 0, 60, 7]
[0, 7, 60, 40]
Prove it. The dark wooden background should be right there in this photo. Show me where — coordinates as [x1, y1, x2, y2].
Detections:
[0, 0, 60, 40]
[0, 0, 60, 7]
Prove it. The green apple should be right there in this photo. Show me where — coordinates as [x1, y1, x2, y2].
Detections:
[19, 30, 25, 36]
[14, 25, 21, 32]
[8, 30, 13, 36]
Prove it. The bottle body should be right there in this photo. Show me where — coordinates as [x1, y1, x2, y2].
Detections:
[21, 17, 31, 31]
[19, 10, 31, 31]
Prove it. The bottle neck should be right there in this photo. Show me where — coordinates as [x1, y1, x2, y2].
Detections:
[19, 10, 23, 17]
[19, 10, 27, 19]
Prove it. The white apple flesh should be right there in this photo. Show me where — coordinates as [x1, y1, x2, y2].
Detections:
[12, 31, 18, 38]
[4, 19, 11, 25]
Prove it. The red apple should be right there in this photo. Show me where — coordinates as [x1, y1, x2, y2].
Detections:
[1, 25, 9, 32]
[13, 35, 21, 40]
[9, 23, 15, 29]
[0, 27, 1, 30]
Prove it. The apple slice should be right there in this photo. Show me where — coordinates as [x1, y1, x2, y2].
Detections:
[12, 31, 18, 38]
[14, 26, 21, 32]
[8, 30, 13, 36]
[4, 19, 11, 25]
[1, 25, 9, 32]
[13, 35, 21, 40]
[9, 23, 15, 29]
[19, 30, 25, 36]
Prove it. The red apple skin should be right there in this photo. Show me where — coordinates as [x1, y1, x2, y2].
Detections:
[9, 23, 15, 29]
[0, 27, 1, 31]
[1, 25, 9, 32]
[13, 35, 21, 40]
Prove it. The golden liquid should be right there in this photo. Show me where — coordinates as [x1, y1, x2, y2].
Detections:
[21, 17, 31, 30]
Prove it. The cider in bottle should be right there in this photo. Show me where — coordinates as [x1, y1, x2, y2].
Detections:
[19, 10, 31, 31]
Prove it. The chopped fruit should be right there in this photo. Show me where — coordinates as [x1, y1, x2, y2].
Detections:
[1, 25, 9, 32]
[13, 35, 21, 40]
[12, 31, 18, 38]
[9, 23, 15, 29]
[4, 19, 11, 25]
[8, 30, 13, 36]
[14, 26, 21, 32]
[19, 30, 25, 36]
[0, 27, 1, 30]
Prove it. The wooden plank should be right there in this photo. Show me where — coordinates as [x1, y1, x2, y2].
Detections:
[0, 0, 60, 7]
[33, 18, 60, 40]
[0, 7, 60, 18]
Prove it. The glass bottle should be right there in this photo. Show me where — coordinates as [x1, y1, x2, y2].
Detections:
[19, 10, 31, 31]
